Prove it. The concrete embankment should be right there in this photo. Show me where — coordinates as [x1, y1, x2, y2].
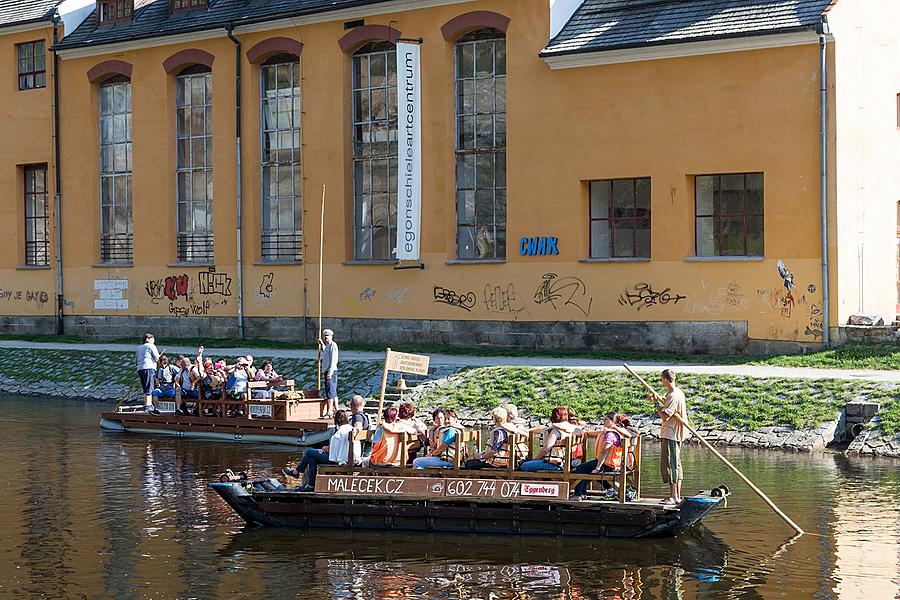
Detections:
[1, 348, 897, 457]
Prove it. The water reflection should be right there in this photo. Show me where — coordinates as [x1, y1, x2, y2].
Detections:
[0, 397, 898, 599]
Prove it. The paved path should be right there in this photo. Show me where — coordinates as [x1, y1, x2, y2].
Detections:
[1, 340, 898, 383]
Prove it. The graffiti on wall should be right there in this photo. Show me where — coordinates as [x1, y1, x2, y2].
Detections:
[0, 289, 51, 306]
[146, 274, 189, 304]
[618, 282, 686, 311]
[483, 283, 524, 319]
[534, 273, 593, 317]
[359, 288, 376, 302]
[434, 286, 477, 312]
[805, 302, 824, 340]
[259, 273, 275, 299]
[94, 279, 128, 310]
[688, 280, 746, 315]
[387, 285, 409, 304]
[198, 269, 232, 297]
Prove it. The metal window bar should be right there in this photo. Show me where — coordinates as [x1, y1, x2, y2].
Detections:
[351, 42, 398, 261]
[260, 60, 302, 262]
[176, 234, 214, 263]
[260, 232, 303, 262]
[100, 234, 134, 263]
[24, 165, 50, 267]
[454, 32, 506, 260]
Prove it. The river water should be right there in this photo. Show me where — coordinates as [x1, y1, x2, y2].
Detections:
[0, 396, 897, 599]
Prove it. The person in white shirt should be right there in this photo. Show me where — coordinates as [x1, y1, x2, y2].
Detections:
[282, 411, 358, 491]
[135, 333, 160, 413]
[654, 369, 690, 505]
[319, 329, 339, 418]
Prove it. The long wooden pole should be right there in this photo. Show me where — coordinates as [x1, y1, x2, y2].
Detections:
[375, 348, 392, 426]
[623, 363, 805, 535]
[317, 185, 326, 391]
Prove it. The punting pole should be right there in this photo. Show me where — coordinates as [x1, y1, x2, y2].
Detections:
[623, 363, 805, 535]
[112, 383, 138, 413]
[376, 348, 391, 426]
[317, 185, 326, 391]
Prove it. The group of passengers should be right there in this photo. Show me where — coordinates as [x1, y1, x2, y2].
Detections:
[136, 333, 286, 416]
[281, 397, 638, 500]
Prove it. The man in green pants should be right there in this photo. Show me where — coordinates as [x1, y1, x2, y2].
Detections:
[654, 369, 689, 505]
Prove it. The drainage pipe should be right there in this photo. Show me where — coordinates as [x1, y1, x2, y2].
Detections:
[226, 25, 245, 340]
[819, 19, 830, 347]
[52, 16, 64, 335]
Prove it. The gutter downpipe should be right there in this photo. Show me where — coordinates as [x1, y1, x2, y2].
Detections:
[226, 25, 245, 340]
[52, 16, 64, 335]
[819, 19, 830, 347]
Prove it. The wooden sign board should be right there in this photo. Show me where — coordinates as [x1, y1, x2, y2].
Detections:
[316, 475, 569, 501]
[385, 350, 430, 376]
[249, 404, 273, 418]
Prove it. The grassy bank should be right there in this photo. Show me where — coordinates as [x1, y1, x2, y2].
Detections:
[3, 334, 900, 370]
[417, 367, 900, 434]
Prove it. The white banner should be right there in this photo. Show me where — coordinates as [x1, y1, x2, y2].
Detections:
[396, 42, 422, 261]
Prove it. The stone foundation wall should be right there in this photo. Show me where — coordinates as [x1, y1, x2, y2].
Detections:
[2, 315, 757, 355]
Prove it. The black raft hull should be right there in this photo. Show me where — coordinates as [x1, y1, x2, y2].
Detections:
[210, 480, 726, 539]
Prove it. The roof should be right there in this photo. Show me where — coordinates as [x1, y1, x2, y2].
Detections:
[0, 0, 62, 29]
[56, 0, 398, 50]
[542, 0, 834, 57]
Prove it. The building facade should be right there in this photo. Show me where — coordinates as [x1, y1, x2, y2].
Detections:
[1, 0, 899, 353]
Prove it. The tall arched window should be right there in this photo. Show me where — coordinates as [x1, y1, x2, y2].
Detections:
[99, 75, 133, 262]
[455, 29, 506, 260]
[260, 54, 301, 262]
[352, 41, 397, 261]
[175, 65, 213, 263]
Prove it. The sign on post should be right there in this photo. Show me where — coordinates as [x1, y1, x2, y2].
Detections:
[385, 350, 430, 376]
[396, 41, 422, 261]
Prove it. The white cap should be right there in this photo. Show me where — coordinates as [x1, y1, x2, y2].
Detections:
[323, 329, 334, 336]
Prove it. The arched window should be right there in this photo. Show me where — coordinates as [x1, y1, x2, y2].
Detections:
[352, 41, 397, 261]
[454, 28, 506, 260]
[260, 54, 302, 262]
[175, 64, 213, 263]
[99, 74, 133, 262]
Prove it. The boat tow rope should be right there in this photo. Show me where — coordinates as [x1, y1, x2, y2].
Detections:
[623, 363, 805, 536]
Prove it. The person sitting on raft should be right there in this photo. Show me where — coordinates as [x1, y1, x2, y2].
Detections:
[282, 410, 359, 491]
[398, 402, 427, 465]
[520, 406, 582, 472]
[364, 406, 419, 467]
[464, 406, 510, 470]
[152, 355, 179, 402]
[412, 409, 463, 469]
[570, 411, 634, 501]
[251, 360, 283, 399]
[349, 395, 371, 431]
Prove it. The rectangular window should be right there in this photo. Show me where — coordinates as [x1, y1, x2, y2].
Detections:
[176, 70, 214, 263]
[695, 173, 764, 257]
[455, 30, 506, 260]
[24, 165, 50, 267]
[352, 42, 398, 261]
[99, 78, 133, 263]
[17, 41, 46, 91]
[589, 178, 651, 259]
[98, 0, 132, 22]
[260, 59, 302, 262]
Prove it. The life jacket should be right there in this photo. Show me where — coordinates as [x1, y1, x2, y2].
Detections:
[485, 427, 514, 468]
[369, 427, 404, 466]
[437, 424, 466, 464]
[595, 431, 624, 470]
[500, 423, 530, 464]
[545, 425, 574, 467]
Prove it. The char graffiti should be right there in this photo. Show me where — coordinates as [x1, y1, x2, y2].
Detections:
[483, 284, 524, 318]
[259, 273, 275, 299]
[618, 283, 686, 311]
[434, 286, 476, 312]
[198, 269, 232, 297]
[164, 274, 190, 302]
[534, 273, 593, 317]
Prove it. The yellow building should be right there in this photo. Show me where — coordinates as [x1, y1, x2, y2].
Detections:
[1, 0, 898, 353]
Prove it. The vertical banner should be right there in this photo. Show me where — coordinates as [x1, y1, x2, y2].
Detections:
[396, 42, 422, 261]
